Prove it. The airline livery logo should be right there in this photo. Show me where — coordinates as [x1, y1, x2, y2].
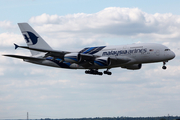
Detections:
[23, 31, 38, 45]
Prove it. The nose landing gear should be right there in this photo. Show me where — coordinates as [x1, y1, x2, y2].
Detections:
[162, 61, 167, 70]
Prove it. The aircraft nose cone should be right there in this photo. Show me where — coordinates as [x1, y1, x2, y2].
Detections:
[170, 51, 175, 59]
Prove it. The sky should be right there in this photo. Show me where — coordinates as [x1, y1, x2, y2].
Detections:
[1, 0, 180, 119]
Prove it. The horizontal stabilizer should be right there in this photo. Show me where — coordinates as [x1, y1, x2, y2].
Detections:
[14, 43, 19, 49]
[3, 54, 45, 60]
[12, 44, 70, 58]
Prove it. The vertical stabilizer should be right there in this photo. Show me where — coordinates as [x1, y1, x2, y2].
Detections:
[18, 23, 52, 56]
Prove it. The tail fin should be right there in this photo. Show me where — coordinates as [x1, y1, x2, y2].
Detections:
[18, 23, 52, 56]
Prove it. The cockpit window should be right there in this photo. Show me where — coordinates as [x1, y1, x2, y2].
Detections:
[165, 49, 170, 51]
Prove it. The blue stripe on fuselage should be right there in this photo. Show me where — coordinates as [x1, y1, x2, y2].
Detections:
[83, 47, 96, 54]
[80, 46, 106, 54]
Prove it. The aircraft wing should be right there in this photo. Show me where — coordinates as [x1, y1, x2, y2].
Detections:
[3, 54, 45, 60]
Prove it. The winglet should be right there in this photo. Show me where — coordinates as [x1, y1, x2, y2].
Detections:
[14, 43, 19, 49]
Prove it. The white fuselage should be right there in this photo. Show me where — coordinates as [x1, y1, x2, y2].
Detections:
[25, 43, 175, 70]
[97, 43, 174, 64]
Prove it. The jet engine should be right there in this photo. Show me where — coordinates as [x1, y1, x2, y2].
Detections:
[94, 56, 111, 66]
[122, 64, 142, 70]
[64, 53, 81, 63]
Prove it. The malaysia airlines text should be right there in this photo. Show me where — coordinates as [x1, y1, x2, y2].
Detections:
[102, 48, 147, 56]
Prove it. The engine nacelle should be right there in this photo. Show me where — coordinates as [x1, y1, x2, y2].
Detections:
[122, 64, 142, 70]
[94, 56, 111, 66]
[64, 53, 80, 63]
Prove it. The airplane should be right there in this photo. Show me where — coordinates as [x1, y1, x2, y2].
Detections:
[3, 23, 175, 75]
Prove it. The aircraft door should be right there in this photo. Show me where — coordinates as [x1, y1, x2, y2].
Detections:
[141, 48, 149, 62]
[155, 49, 160, 56]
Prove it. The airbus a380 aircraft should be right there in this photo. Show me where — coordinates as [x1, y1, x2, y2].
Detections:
[3, 23, 175, 75]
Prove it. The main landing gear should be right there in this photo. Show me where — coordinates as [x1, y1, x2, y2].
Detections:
[85, 69, 103, 75]
[162, 61, 167, 70]
[85, 69, 112, 75]
[104, 69, 112, 75]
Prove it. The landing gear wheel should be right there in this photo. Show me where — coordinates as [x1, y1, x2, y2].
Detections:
[104, 69, 112, 75]
[103, 71, 107, 74]
[107, 72, 112, 75]
[162, 61, 167, 70]
[85, 69, 103, 75]
[85, 70, 90, 74]
[98, 72, 103, 75]
[162, 66, 167, 70]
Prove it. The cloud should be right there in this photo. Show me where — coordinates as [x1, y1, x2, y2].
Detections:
[0, 21, 14, 29]
[0, 68, 4, 76]
[2, 7, 179, 50]
[28, 7, 180, 52]
[0, 21, 17, 32]
[0, 33, 23, 46]
[29, 7, 180, 40]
